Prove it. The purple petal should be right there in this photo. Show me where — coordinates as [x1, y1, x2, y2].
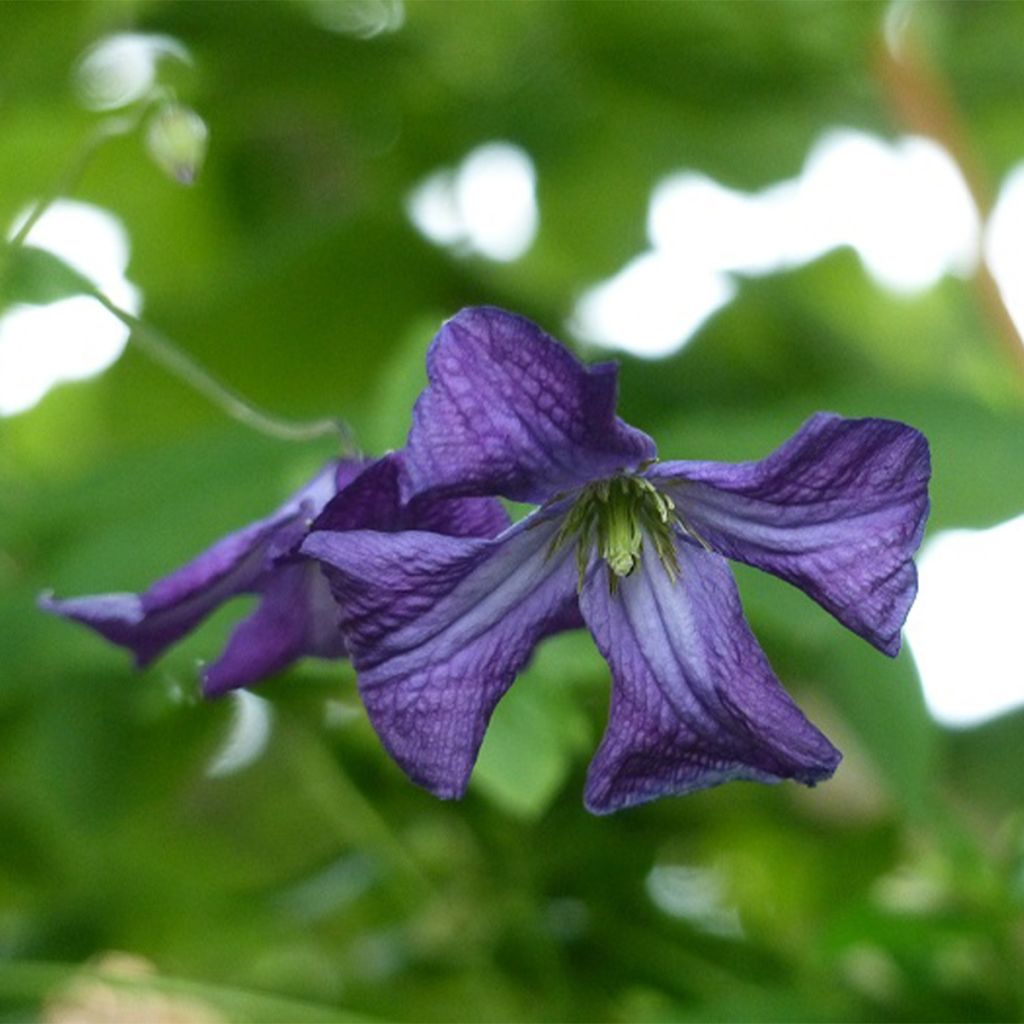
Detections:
[203, 563, 347, 697]
[647, 414, 930, 655]
[40, 459, 357, 667]
[402, 307, 656, 504]
[313, 455, 409, 533]
[403, 491, 511, 540]
[40, 518, 283, 666]
[301, 510, 578, 798]
[580, 539, 841, 814]
[38, 590, 150, 658]
[314, 452, 509, 539]
[332, 458, 370, 494]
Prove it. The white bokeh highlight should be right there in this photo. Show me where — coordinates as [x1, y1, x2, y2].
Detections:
[799, 131, 979, 293]
[906, 514, 1024, 728]
[406, 141, 538, 262]
[74, 33, 191, 111]
[308, 0, 405, 39]
[0, 201, 140, 417]
[648, 176, 815, 276]
[206, 690, 274, 778]
[645, 864, 743, 938]
[574, 129, 980, 359]
[571, 253, 735, 359]
[985, 163, 1024, 344]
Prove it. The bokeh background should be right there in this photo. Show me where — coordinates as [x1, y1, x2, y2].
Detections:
[2, 2, 1024, 1021]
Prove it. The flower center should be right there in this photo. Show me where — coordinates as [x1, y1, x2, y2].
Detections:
[550, 474, 681, 592]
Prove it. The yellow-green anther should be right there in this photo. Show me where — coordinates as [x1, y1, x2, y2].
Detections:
[548, 474, 683, 592]
[598, 481, 644, 576]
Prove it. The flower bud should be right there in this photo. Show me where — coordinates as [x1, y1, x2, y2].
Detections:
[146, 103, 208, 185]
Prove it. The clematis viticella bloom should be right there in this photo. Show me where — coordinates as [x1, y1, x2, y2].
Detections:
[41, 453, 509, 697]
[303, 307, 932, 814]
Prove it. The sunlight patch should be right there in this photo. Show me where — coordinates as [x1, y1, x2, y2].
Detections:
[649, 174, 816, 276]
[307, 0, 405, 38]
[985, 163, 1024, 351]
[406, 141, 538, 262]
[799, 130, 978, 294]
[74, 33, 192, 111]
[1, 200, 139, 417]
[646, 863, 743, 938]
[572, 252, 734, 359]
[575, 128, 979, 359]
[906, 513, 1024, 728]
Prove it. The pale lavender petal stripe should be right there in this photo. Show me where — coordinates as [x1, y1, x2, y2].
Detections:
[580, 537, 840, 814]
[302, 511, 578, 798]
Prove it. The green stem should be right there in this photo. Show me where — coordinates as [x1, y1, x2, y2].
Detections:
[8, 111, 358, 451]
[9, 115, 139, 249]
[89, 288, 357, 450]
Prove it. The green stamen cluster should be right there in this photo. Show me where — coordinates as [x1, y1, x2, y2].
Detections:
[551, 475, 681, 592]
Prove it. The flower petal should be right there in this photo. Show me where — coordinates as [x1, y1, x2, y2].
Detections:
[405, 490, 511, 540]
[647, 414, 930, 655]
[580, 538, 841, 814]
[314, 452, 510, 539]
[40, 517, 286, 666]
[402, 307, 656, 504]
[301, 510, 579, 798]
[203, 563, 347, 697]
[39, 459, 355, 667]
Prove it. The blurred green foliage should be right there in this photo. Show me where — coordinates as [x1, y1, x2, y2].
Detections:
[2, 2, 1023, 1021]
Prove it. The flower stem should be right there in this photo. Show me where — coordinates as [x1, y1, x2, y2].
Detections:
[8, 113, 358, 452]
[89, 287, 358, 451]
[9, 115, 139, 249]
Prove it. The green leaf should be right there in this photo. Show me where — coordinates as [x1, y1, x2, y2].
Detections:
[472, 632, 597, 818]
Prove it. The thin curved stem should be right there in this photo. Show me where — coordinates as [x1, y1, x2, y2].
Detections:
[89, 288, 358, 451]
[9, 115, 139, 249]
[9, 110, 359, 451]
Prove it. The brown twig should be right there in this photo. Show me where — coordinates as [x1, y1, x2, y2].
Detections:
[875, 9, 1024, 380]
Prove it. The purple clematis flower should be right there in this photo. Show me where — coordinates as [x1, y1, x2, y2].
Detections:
[303, 307, 931, 814]
[42, 453, 509, 697]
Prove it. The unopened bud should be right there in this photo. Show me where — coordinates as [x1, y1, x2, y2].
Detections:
[146, 103, 208, 185]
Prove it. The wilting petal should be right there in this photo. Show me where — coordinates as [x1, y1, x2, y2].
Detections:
[40, 517, 288, 666]
[402, 307, 656, 504]
[40, 460, 355, 667]
[580, 538, 840, 814]
[648, 414, 930, 655]
[314, 452, 509, 539]
[203, 562, 347, 697]
[302, 510, 578, 798]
